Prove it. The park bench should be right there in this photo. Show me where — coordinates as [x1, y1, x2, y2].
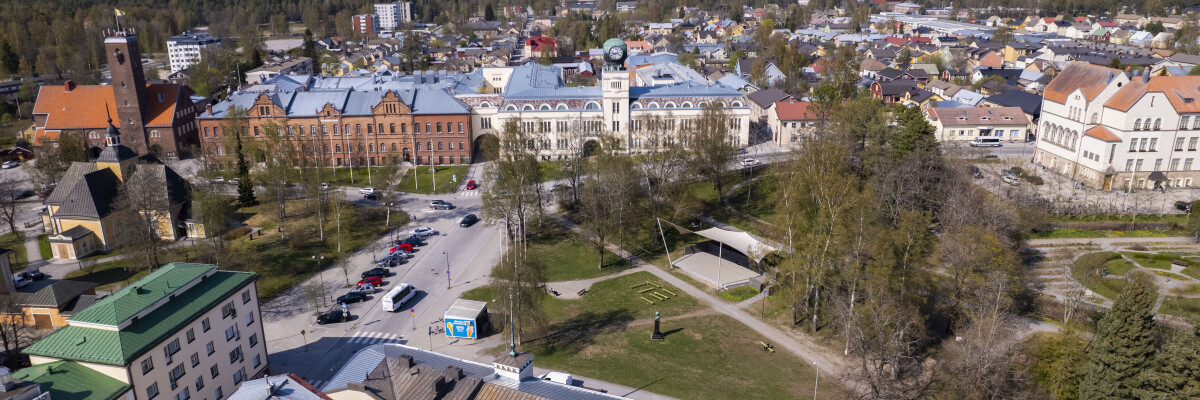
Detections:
[759, 341, 775, 353]
[577, 288, 588, 296]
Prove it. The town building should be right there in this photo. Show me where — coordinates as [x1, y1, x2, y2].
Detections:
[22, 263, 266, 400]
[31, 30, 204, 159]
[166, 32, 221, 73]
[12, 360, 131, 400]
[925, 106, 1031, 142]
[1034, 61, 1200, 190]
[244, 57, 313, 86]
[374, 2, 412, 32]
[352, 14, 378, 38]
[40, 120, 194, 260]
[524, 36, 557, 59]
[768, 99, 817, 146]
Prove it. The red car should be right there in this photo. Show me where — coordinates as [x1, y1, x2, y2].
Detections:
[466, 180, 477, 190]
[391, 244, 413, 253]
[358, 276, 383, 287]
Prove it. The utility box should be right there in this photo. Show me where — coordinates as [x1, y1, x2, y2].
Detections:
[444, 299, 489, 340]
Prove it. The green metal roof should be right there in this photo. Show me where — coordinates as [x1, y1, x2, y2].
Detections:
[69, 263, 216, 326]
[12, 360, 129, 400]
[23, 263, 257, 365]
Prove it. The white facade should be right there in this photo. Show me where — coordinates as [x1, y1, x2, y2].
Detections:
[374, 2, 413, 31]
[166, 32, 221, 73]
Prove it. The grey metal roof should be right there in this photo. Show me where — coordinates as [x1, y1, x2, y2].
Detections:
[44, 162, 94, 206]
[96, 144, 138, 163]
[55, 225, 96, 240]
[444, 299, 487, 320]
[630, 81, 744, 100]
[324, 344, 629, 400]
[53, 168, 121, 219]
[62, 294, 100, 315]
[745, 88, 791, 108]
[18, 280, 96, 308]
[230, 374, 328, 400]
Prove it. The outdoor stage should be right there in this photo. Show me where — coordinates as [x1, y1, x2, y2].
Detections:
[672, 251, 760, 289]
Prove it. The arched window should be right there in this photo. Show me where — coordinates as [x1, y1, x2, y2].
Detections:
[523, 105, 534, 111]
[697, 102, 708, 107]
[1090, 113, 1098, 124]
[665, 102, 677, 108]
[585, 101, 601, 110]
[1154, 118, 1162, 130]
[87, 131, 99, 139]
[681, 102, 694, 108]
[389, 123, 395, 133]
[1071, 132, 1078, 149]
[1134, 118, 1142, 130]
[505, 105, 517, 111]
[648, 102, 660, 109]
[556, 103, 568, 110]
[391, 143, 397, 151]
[479, 102, 491, 108]
[369, 144, 375, 152]
[539, 104, 551, 110]
[731, 101, 744, 107]
[630, 103, 642, 109]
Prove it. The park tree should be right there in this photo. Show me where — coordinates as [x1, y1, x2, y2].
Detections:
[482, 119, 543, 246]
[749, 58, 769, 88]
[233, 124, 256, 207]
[1031, 327, 1089, 400]
[0, 177, 22, 235]
[1132, 325, 1200, 398]
[1080, 274, 1157, 399]
[686, 102, 738, 199]
[993, 26, 1015, 44]
[270, 14, 290, 37]
[190, 190, 233, 265]
[303, 29, 320, 75]
[111, 162, 177, 272]
[896, 46, 912, 64]
[258, 121, 297, 240]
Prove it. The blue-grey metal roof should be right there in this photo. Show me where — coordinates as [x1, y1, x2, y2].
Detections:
[323, 343, 629, 400]
[502, 64, 601, 100]
[630, 81, 744, 100]
[231, 375, 325, 400]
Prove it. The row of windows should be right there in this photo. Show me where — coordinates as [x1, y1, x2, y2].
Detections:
[142, 290, 258, 400]
[1124, 157, 1195, 172]
[206, 122, 466, 138]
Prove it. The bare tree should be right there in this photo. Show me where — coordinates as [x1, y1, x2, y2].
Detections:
[835, 279, 935, 399]
[258, 121, 299, 240]
[0, 294, 37, 369]
[335, 257, 353, 287]
[111, 162, 179, 271]
[687, 102, 738, 198]
[937, 272, 1032, 399]
[635, 111, 690, 219]
[0, 176, 21, 234]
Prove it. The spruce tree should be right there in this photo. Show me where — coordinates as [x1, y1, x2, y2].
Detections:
[1132, 326, 1200, 399]
[484, 3, 495, 21]
[1080, 275, 1157, 399]
[235, 127, 257, 206]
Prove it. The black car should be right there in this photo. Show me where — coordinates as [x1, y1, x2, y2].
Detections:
[459, 214, 479, 227]
[316, 309, 346, 325]
[361, 268, 389, 279]
[363, 193, 378, 200]
[1176, 200, 1195, 213]
[968, 165, 983, 179]
[336, 291, 368, 304]
[21, 269, 45, 280]
[398, 236, 424, 247]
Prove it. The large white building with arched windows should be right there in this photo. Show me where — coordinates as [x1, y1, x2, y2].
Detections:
[1034, 61, 1200, 190]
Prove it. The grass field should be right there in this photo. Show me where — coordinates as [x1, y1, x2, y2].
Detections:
[520, 224, 627, 282]
[1159, 296, 1200, 319]
[0, 232, 28, 271]
[397, 165, 469, 194]
[464, 271, 701, 326]
[719, 285, 760, 302]
[726, 175, 778, 221]
[1122, 252, 1179, 270]
[36, 234, 51, 260]
[1071, 252, 1130, 300]
[1103, 258, 1137, 275]
[1030, 228, 1186, 239]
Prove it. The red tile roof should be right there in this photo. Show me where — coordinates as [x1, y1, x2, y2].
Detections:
[1043, 62, 1121, 104]
[1105, 75, 1200, 113]
[33, 85, 118, 130]
[1085, 125, 1121, 142]
[525, 36, 557, 52]
[774, 100, 816, 120]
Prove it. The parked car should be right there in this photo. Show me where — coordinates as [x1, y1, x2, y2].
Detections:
[398, 236, 424, 247]
[336, 291, 368, 304]
[20, 269, 44, 281]
[968, 165, 982, 179]
[377, 256, 404, 267]
[741, 158, 761, 167]
[316, 309, 347, 324]
[363, 193, 378, 200]
[466, 180, 478, 190]
[358, 276, 383, 287]
[737, 148, 747, 154]
[320, 182, 331, 190]
[411, 227, 437, 237]
[1002, 174, 1020, 186]
[429, 200, 454, 210]
[391, 243, 413, 253]
[229, 178, 240, 185]
[352, 283, 375, 293]
[361, 268, 389, 279]
[212, 176, 225, 183]
[459, 214, 479, 227]
[1, 161, 19, 169]
[969, 137, 1003, 147]
[12, 275, 27, 288]
[37, 184, 56, 198]
[1175, 200, 1195, 212]
[359, 187, 375, 194]
[11, 190, 34, 199]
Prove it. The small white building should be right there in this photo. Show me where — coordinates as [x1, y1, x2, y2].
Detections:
[166, 31, 221, 73]
[244, 57, 314, 85]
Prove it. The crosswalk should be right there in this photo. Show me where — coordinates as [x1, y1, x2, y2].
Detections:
[458, 190, 480, 197]
[345, 331, 403, 345]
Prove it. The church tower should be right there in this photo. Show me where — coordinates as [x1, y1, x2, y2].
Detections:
[95, 113, 140, 182]
[105, 29, 149, 154]
[600, 38, 630, 146]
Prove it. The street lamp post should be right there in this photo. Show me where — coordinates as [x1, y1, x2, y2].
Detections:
[444, 250, 451, 289]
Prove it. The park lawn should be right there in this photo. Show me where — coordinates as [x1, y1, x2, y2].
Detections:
[63, 246, 193, 291]
[1104, 258, 1137, 276]
[397, 165, 469, 194]
[1122, 252, 1175, 270]
[0, 232, 28, 270]
[1071, 252, 1130, 301]
[522, 224, 627, 282]
[1183, 266, 1200, 281]
[1169, 284, 1200, 296]
[1158, 296, 1200, 320]
[1029, 228, 1185, 239]
[719, 285, 759, 302]
[528, 314, 845, 400]
[37, 234, 51, 260]
[726, 175, 778, 221]
[314, 167, 398, 187]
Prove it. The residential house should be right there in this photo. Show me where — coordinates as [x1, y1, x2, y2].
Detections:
[983, 88, 1044, 127]
[736, 58, 786, 86]
[927, 106, 1031, 142]
[746, 88, 792, 122]
[524, 35, 557, 59]
[768, 99, 817, 146]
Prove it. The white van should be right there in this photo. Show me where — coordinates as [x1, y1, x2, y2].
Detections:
[381, 283, 416, 312]
[969, 137, 1002, 147]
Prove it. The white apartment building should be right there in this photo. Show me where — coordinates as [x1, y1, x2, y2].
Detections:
[1035, 61, 1200, 190]
[926, 106, 1031, 142]
[374, 2, 413, 31]
[166, 32, 221, 73]
[23, 263, 268, 400]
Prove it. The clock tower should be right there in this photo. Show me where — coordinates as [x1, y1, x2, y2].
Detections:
[600, 38, 629, 145]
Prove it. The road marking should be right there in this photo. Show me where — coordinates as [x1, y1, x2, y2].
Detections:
[458, 191, 479, 197]
[347, 331, 402, 344]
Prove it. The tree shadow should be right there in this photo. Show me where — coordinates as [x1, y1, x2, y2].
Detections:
[528, 309, 635, 357]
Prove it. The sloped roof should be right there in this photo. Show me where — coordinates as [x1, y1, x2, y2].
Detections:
[746, 88, 791, 108]
[52, 168, 121, 219]
[1106, 75, 1200, 113]
[19, 280, 97, 308]
[32, 86, 118, 130]
[774, 100, 816, 120]
[1043, 62, 1121, 104]
[1085, 125, 1121, 141]
[12, 360, 129, 400]
[927, 107, 1029, 126]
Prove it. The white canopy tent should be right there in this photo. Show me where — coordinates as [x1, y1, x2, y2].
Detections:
[658, 220, 774, 289]
[691, 228, 777, 262]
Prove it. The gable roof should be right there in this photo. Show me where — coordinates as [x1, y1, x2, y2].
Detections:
[18, 280, 97, 308]
[1085, 125, 1121, 141]
[984, 89, 1043, 116]
[32, 86, 118, 130]
[1043, 62, 1122, 104]
[1106, 75, 1200, 113]
[52, 167, 121, 219]
[774, 100, 815, 120]
[746, 88, 791, 108]
[927, 106, 1029, 126]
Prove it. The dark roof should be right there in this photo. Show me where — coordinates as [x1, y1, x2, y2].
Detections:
[363, 356, 483, 400]
[984, 89, 1043, 116]
[53, 168, 121, 219]
[975, 67, 1024, 83]
[878, 68, 909, 80]
[56, 225, 96, 240]
[96, 144, 138, 163]
[62, 294, 100, 315]
[875, 79, 920, 96]
[745, 88, 791, 108]
[44, 162, 93, 205]
[19, 280, 97, 308]
[908, 88, 936, 102]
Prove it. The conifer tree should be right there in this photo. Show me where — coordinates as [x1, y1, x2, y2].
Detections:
[1133, 325, 1200, 399]
[1080, 275, 1157, 399]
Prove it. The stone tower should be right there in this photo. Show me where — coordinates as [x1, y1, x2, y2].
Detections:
[105, 29, 149, 154]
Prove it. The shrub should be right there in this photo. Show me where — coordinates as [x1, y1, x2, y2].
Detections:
[222, 226, 251, 241]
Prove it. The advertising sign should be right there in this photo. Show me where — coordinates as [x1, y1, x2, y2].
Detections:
[445, 318, 477, 339]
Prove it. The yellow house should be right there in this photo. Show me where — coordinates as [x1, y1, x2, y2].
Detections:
[42, 119, 196, 260]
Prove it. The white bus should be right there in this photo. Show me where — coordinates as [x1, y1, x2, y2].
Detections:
[382, 283, 416, 312]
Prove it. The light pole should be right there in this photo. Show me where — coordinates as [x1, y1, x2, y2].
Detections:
[443, 250, 451, 289]
[313, 255, 327, 308]
[813, 354, 820, 400]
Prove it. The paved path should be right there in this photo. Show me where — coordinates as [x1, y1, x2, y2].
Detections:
[1026, 236, 1197, 248]
[545, 267, 644, 300]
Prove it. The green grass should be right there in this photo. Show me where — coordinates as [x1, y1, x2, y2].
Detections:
[1029, 228, 1185, 239]
[1049, 214, 1189, 224]
[719, 285, 759, 302]
[527, 314, 846, 400]
[1123, 252, 1176, 270]
[216, 166, 398, 187]
[37, 234, 51, 260]
[397, 165, 469, 194]
[1183, 266, 1200, 281]
[0, 232, 28, 271]
[1152, 270, 1189, 280]
[1169, 284, 1200, 296]
[727, 175, 778, 221]
[1158, 296, 1200, 319]
[1071, 252, 1130, 300]
[1103, 258, 1137, 275]
[522, 224, 627, 282]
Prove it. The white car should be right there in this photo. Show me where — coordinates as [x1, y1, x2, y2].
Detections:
[410, 227, 437, 237]
[1, 161, 19, 169]
[359, 187, 375, 195]
[741, 158, 761, 167]
[320, 182, 331, 190]
[212, 176, 225, 183]
[12, 275, 27, 288]
[1002, 174, 1020, 186]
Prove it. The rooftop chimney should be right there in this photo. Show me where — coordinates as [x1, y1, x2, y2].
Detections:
[399, 355, 415, 369]
[64, 81, 75, 93]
